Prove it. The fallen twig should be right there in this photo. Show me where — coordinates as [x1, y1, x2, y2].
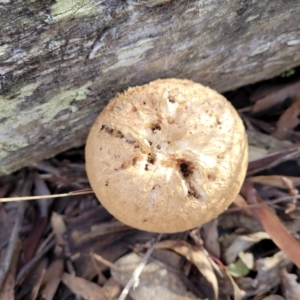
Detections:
[0, 189, 93, 202]
[118, 233, 163, 300]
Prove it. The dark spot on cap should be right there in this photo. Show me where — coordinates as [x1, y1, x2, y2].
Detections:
[151, 123, 161, 132]
[188, 190, 199, 199]
[207, 173, 216, 181]
[132, 157, 138, 165]
[180, 163, 192, 178]
[105, 127, 114, 134]
[168, 96, 175, 103]
[125, 139, 135, 144]
[116, 130, 124, 138]
[147, 153, 156, 164]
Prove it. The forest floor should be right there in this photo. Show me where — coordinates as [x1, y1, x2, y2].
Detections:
[1, 67, 300, 300]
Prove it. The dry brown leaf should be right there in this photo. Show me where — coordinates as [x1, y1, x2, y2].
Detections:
[30, 269, 46, 300]
[152, 249, 183, 271]
[61, 272, 107, 300]
[156, 240, 218, 300]
[242, 181, 300, 269]
[70, 220, 129, 248]
[281, 177, 298, 194]
[222, 268, 245, 300]
[237, 251, 291, 297]
[250, 175, 300, 189]
[51, 212, 67, 246]
[0, 184, 10, 198]
[25, 258, 48, 300]
[111, 252, 197, 300]
[224, 232, 270, 265]
[233, 194, 253, 216]
[0, 272, 14, 300]
[280, 268, 300, 300]
[262, 295, 285, 300]
[41, 259, 64, 300]
[37, 161, 63, 178]
[33, 173, 52, 217]
[251, 81, 300, 113]
[0, 240, 21, 300]
[245, 117, 275, 135]
[201, 219, 220, 258]
[248, 145, 269, 162]
[247, 144, 300, 175]
[102, 277, 123, 300]
[248, 130, 292, 151]
[71, 238, 129, 281]
[90, 253, 109, 285]
[274, 98, 300, 140]
[0, 207, 18, 253]
[247, 129, 293, 164]
[250, 83, 290, 102]
[256, 203, 300, 268]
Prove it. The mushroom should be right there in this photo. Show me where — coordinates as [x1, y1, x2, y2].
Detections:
[85, 78, 248, 233]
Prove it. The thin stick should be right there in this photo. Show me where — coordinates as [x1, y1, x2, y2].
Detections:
[0, 189, 93, 202]
[2, 189, 300, 211]
[92, 252, 121, 270]
[118, 233, 163, 300]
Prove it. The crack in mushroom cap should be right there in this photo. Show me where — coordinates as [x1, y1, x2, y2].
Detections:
[85, 78, 248, 233]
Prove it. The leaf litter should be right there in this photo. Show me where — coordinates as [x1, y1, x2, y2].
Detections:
[1, 69, 300, 299]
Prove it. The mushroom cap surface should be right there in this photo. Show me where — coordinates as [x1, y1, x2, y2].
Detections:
[85, 78, 248, 233]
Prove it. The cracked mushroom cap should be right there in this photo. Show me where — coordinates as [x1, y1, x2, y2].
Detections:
[85, 78, 248, 233]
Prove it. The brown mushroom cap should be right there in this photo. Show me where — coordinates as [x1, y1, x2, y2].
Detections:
[85, 78, 248, 233]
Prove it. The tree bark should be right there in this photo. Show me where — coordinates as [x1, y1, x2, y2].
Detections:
[1, 0, 300, 175]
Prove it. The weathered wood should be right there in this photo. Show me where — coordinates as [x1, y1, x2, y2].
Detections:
[1, 0, 300, 175]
